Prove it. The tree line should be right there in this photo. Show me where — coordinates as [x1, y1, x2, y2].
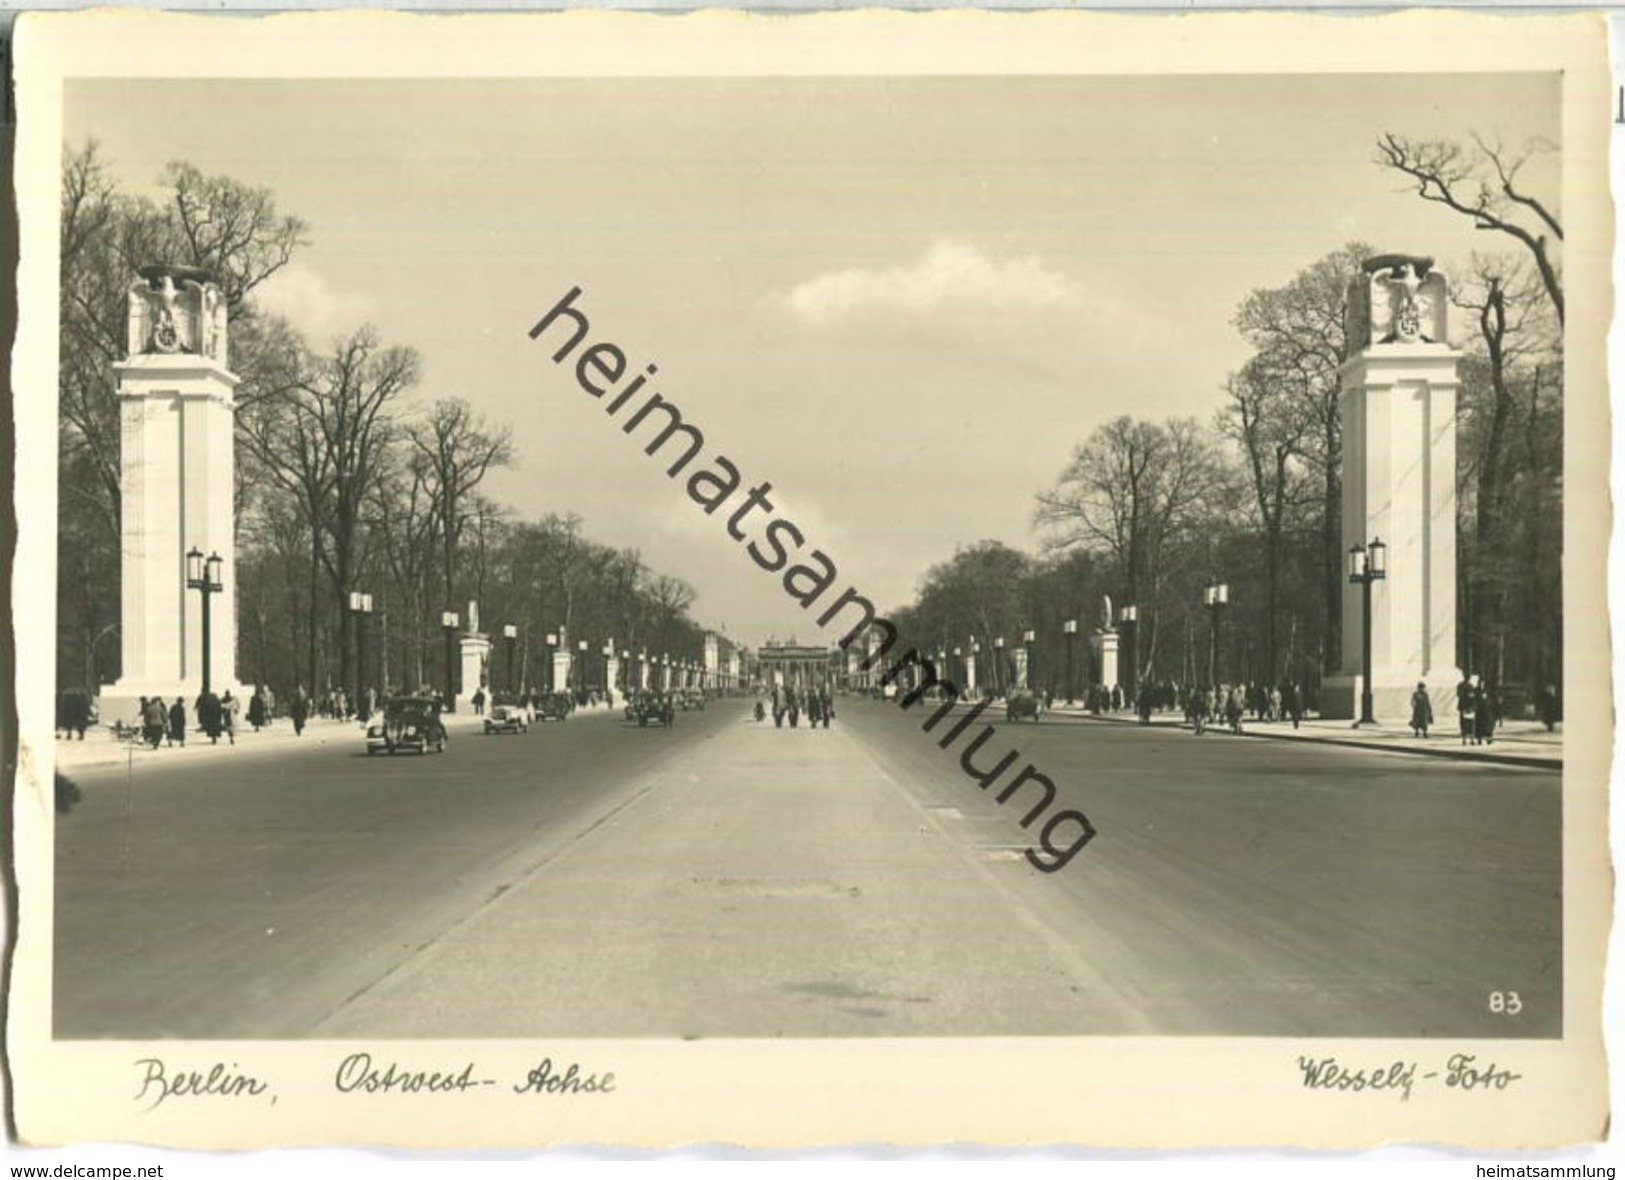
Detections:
[57, 142, 710, 701]
[885, 133, 1564, 703]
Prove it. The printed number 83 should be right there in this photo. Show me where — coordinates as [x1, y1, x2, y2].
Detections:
[1489, 991, 1522, 1015]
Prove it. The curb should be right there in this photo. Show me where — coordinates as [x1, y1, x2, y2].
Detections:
[1038, 707, 1562, 771]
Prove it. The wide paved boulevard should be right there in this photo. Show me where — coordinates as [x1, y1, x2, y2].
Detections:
[53, 698, 1560, 1040]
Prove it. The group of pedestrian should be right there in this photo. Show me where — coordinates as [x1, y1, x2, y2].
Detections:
[134, 695, 188, 749]
[763, 684, 834, 729]
[193, 689, 238, 745]
[55, 689, 94, 740]
[1183, 683, 1255, 737]
[1452, 674, 1501, 746]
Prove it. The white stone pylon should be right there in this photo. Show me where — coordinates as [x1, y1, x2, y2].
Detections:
[102, 348, 240, 724]
[1325, 256, 1461, 721]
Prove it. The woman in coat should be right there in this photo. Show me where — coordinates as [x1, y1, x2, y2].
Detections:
[247, 688, 268, 732]
[168, 697, 187, 747]
[1409, 682, 1434, 738]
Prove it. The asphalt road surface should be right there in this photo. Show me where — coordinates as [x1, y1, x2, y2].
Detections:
[53, 698, 1560, 1039]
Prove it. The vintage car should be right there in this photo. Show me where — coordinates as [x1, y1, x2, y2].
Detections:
[483, 694, 530, 735]
[366, 695, 448, 754]
[535, 692, 573, 722]
[1005, 690, 1044, 723]
[632, 692, 675, 728]
[685, 689, 707, 711]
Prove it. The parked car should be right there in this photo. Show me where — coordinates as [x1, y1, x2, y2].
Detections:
[632, 692, 675, 728]
[483, 694, 530, 735]
[1006, 690, 1043, 723]
[366, 695, 448, 754]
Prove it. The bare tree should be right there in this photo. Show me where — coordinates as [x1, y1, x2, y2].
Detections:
[1375, 133, 1563, 325]
[241, 326, 419, 692]
[1035, 415, 1221, 606]
[1218, 355, 1316, 680]
[407, 399, 514, 614]
[1232, 241, 1372, 673]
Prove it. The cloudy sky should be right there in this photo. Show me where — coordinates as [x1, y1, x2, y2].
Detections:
[66, 74, 1560, 645]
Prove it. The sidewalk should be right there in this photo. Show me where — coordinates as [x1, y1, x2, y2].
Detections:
[50, 699, 629, 775]
[1039, 702, 1562, 770]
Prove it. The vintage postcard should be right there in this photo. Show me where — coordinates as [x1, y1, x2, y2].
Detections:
[6, 8, 1613, 1152]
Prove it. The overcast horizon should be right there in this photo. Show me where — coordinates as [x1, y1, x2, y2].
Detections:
[65, 74, 1561, 647]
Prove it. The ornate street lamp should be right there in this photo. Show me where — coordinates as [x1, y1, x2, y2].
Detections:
[185, 547, 224, 694]
[1063, 619, 1078, 702]
[349, 591, 374, 720]
[993, 636, 1006, 695]
[1022, 628, 1036, 692]
[1119, 604, 1139, 701]
[1203, 583, 1229, 685]
[1348, 537, 1387, 726]
[503, 623, 518, 695]
[440, 610, 460, 710]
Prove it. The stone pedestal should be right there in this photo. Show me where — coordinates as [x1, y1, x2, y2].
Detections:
[101, 351, 241, 724]
[703, 634, 720, 689]
[1091, 630, 1119, 689]
[1014, 649, 1030, 691]
[963, 655, 977, 697]
[458, 634, 491, 711]
[605, 656, 622, 697]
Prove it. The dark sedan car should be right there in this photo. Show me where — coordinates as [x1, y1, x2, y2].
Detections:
[632, 692, 675, 728]
[366, 696, 448, 754]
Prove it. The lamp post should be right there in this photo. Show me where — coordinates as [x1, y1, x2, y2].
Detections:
[438, 611, 458, 711]
[603, 643, 614, 695]
[545, 631, 559, 695]
[503, 623, 518, 695]
[620, 649, 631, 693]
[185, 548, 224, 694]
[1063, 620, 1077, 702]
[1022, 628, 1036, 692]
[1203, 583, 1229, 685]
[1347, 537, 1388, 726]
[440, 610, 459, 710]
[349, 591, 373, 720]
[577, 639, 589, 697]
[1119, 604, 1139, 701]
[993, 636, 1006, 695]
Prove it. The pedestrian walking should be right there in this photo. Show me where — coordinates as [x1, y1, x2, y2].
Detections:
[1190, 686, 1208, 736]
[220, 689, 238, 745]
[168, 697, 187, 747]
[1456, 674, 1477, 747]
[58, 689, 91, 740]
[1225, 685, 1245, 735]
[1284, 682, 1303, 730]
[248, 687, 268, 732]
[1409, 681, 1433, 738]
[1475, 682, 1498, 746]
[290, 689, 309, 737]
[142, 696, 166, 748]
[1536, 683, 1559, 733]
[472, 687, 486, 716]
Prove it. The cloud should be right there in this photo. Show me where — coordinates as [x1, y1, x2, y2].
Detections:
[776, 240, 1088, 324]
[252, 262, 376, 341]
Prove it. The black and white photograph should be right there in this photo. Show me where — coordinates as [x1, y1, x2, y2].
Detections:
[8, 9, 1614, 1152]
